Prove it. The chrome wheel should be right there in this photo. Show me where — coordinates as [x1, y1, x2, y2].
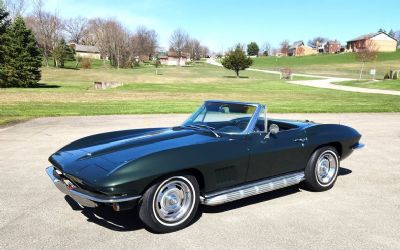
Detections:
[152, 176, 195, 226]
[315, 150, 339, 186]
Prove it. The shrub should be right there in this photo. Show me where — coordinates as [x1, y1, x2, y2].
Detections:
[393, 72, 398, 80]
[81, 58, 92, 69]
[384, 73, 390, 80]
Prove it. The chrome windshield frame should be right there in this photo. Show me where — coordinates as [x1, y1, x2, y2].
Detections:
[184, 100, 266, 135]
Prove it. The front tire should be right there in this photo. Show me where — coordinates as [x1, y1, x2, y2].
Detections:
[139, 174, 199, 233]
[304, 146, 340, 191]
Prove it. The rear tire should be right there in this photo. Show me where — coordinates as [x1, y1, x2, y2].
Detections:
[304, 146, 339, 191]
[138, 174, 199, 233]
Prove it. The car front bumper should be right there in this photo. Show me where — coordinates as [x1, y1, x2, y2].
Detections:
[46, 166, 141, 209]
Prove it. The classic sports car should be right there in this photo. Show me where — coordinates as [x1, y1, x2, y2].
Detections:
[46, 100, 363, 233]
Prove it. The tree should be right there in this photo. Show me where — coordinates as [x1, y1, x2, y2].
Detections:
[247, 42, 259, 56]
[280, 40, 290, 56]
[2, 17, 41, 87]
[5, 0, 28, 19]
[261, 42, 271, 56]
[378, 28, 386, 33]
[388, 29, 395, 38]
[221, 45, 253, 78]
[307, 37, 328, 48]
[53, 38, 75, 67]
[0, 1, 11, 86]
[395, 30, 400, 48]
[153, 54, 161, 75]
[27, 0, 63, 67]
[131, 26, 158, 61]
[355, 40, 378, 80]
[64, 16, 88, 44]
[169, 29, 189, 64]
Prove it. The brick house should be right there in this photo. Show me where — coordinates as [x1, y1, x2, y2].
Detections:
[346, 32, 398, 52]
[324, 40, 341, 53]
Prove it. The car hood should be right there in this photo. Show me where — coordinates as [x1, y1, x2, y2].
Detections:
[49, 127, 216, 185]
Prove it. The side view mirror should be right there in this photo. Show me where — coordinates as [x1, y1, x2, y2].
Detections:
[264, 124, 279, 139]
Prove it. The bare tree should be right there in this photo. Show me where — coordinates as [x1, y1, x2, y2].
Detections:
[307, 37, 328, 48]
[169, 29, 189, 64]
[5, 0, 28, 19]
[64, 16, 88, 44]
[27, 0, 63, 67]
[185, 38, 202, 60]
[200, 45, 209, 58]
[280, 40, 290, 56]
[131, 26, 158, 61]
[262, 42, 271, 56]
[355, 40, 378, 80]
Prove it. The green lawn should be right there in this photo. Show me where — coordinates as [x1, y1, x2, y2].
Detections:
[333, 79, 400, 91]
[1, 62, 400, 126]
[252, 50, 400, 79]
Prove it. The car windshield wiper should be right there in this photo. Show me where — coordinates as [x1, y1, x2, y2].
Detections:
[180, 125, 220, 138]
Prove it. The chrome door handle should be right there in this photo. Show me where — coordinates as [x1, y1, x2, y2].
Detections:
[293, 138, 307, 143]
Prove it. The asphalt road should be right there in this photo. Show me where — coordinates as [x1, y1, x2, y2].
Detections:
[1, 113, 399, 249]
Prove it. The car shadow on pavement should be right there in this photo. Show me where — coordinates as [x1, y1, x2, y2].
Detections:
[63, 167, 352, 232]
[64, 196, 144, 232]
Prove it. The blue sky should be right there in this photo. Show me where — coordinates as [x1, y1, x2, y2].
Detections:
[37, 0, 399, 52]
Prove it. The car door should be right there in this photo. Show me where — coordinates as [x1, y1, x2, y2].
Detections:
[246, 128, 309, 182]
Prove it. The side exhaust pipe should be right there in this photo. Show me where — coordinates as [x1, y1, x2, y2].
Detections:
[201, 172, 305, 206]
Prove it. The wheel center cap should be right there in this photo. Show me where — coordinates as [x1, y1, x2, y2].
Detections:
[169, 198, 178, 205]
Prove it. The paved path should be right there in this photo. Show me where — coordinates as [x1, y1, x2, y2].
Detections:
[1, 114, 400, 249]
[206, 58, 400, 96]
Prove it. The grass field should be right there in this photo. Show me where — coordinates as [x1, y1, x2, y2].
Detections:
[252, 50, 400, 79]
[2, 61, 400, 126]
[333, 79, 400, 91]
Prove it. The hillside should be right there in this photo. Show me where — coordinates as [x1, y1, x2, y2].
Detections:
[252, 50, 400, 79]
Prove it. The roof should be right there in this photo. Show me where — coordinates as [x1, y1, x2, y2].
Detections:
[347, 32, 397, 42]
[289, 41, 304, 49]
[70, 43, 100, 53]
[167, 52, 188, 58]
[325, 40, 341, 45]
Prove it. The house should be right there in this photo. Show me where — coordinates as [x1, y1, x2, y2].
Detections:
[346, 32, 398, 52]
[159, 52, 189, 66]
[324, 40, 341, 53]
[68, 43, 101, 59]
[288, 41, 317, 56]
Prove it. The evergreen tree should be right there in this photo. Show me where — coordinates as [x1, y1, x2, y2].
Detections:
[53, 38, 75, 68]
[247, 42, 260, 56]
[222, 45, 253, 78]
[5, 17, 42, 87]
[0, 1, 11, 87]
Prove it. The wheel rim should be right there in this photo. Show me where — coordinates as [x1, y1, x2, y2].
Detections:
[315, 150, 338, 186]
[153, 177, 194, 226]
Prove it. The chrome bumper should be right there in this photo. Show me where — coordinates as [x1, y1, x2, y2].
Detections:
[46, 166, 141, 208]
[352, 142, 365, 150]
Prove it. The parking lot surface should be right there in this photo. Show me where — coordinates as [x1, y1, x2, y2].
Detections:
[1, 113, 399, 249]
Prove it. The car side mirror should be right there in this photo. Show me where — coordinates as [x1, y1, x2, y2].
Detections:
[264, 124, 279, 139]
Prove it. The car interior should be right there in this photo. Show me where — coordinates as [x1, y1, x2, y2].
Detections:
[197, 118, 299, 134]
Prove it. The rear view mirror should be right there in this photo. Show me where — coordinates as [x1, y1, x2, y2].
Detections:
[269, 124, 279, 135]
[264, 124, 279, 139]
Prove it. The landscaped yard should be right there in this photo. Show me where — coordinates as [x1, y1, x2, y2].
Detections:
[1, 61, 400, 126]
[252, 50, 400, 79]
[332, 79, 400, 91]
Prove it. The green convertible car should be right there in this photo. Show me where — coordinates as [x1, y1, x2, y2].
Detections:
[46, 100, 363, 233]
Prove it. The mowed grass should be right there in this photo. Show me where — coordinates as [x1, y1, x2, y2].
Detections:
[252, 50, 400, 79]
[1, 62, 400, 126]
[333, 79, 400, 91]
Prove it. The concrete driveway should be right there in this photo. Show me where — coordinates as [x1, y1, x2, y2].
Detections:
[1, 113, 399, 249]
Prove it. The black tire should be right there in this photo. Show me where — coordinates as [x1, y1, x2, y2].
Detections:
[304, 146, 340, 192]
[138, 174, 199, 233]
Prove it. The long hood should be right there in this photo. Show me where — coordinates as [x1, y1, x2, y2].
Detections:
[49, 127, 216, 184]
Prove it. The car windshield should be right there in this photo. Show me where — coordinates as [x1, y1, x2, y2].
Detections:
[182, 102, 258, 134]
